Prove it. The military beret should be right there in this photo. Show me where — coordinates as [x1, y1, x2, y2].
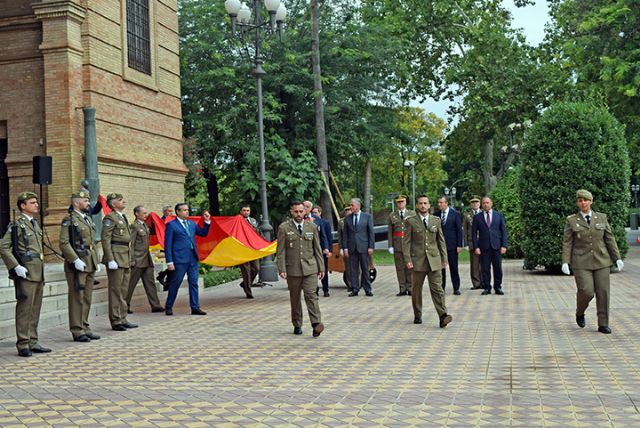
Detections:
[106, 192, 123, 201]
[17, 192, 38, 203]
[576, 189, 593, 201]
[469, 196, 481, 203]
[395, 194, 407, 202]
[71, 190, 90, 199]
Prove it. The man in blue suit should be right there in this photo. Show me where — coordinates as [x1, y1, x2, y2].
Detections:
[342, 198, 375, 297]
[437, 196, 463, 295]
[471, 196, 508, 295]
[164, 203, 211, 315]
[312, 205, 333, 297]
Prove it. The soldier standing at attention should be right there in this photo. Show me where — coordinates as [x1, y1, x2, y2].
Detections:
[463, 196, 484, 290]
[102, 193, 137, 331]
[562, 189, 623, 334]
[387, 194, 415, 296]
[59, 190, 101, 342]
[238, 203, 259, 299]
[402, 195, 452, 328]
[126, 205, 164, 313]
[0, 192, 50, 357]
[276, 201, 325, 337]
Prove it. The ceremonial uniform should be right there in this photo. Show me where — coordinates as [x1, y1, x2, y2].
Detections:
[563, 189, 621, 331]
[59, 195, 100, 341]
[240, 215, 260, 298]
[276, 219, 324, 331]
[463, 201, 483, 289]
[402, 213, 449, 324]
[0, 193, 46, 354]
[387, 206, 415, 294]
[101, 197, 133, 329]
[126, 220, 163, 312]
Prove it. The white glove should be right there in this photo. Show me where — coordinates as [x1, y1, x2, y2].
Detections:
[616, 259, 624, 272]
[339, 249, 344, 256]
[96, 264, 102, 273]
[108, 260, 119, 270]
[561, 263, 570, 275]
[73, 258, 86, 272]
[14, 265, 28, 279]
[388, 247, 394, 255]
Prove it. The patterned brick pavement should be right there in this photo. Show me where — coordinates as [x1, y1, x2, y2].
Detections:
[0, 247, 639, 427]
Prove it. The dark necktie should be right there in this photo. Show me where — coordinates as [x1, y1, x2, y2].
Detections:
[441, 212, 446, 225]
[423, 217, 428, 229]
[122, 214, 129, 225]
[30, 219, 36, 229]
[84, 215, 91, 225]
[298, 224, 302, 234]
[485, 212, 491, 227]
[354, 215, 359, 228]
[400, 211, 404, 220]
[585, 215, 591, 225]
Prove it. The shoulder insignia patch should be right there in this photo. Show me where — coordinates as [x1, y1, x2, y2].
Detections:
[104, 218, 113, 227]
[62, 219, 70, 226]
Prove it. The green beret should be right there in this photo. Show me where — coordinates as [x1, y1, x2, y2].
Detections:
[576, 189, 593, 201]
[17, 192, 38, 203]
[106, 192, 123, 201]
[395, 194, 407, 202]
[469, 196, 481, 203]
[71, 190, 90, 199]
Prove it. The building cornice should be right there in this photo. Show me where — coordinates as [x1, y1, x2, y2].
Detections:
[32, 0, 86, 23]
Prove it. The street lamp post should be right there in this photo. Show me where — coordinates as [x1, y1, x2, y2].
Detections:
[404, 160, 416, 210]
[451, 186, 457, 206]
[632, 184, 639, 207]
[225, 0, 287, 282]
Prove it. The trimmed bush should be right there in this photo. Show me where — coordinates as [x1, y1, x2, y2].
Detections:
[204, 267, 242, 288]
[519, 102, 630, 269]
[490, 166, 523, 259]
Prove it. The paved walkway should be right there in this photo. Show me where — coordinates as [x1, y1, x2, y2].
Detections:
[1, 247, 639, 427]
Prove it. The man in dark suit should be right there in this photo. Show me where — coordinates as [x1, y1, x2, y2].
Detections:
[437, 196, 463, 295]
[342, 198, 375, 296]
[164, 203, 211, 315]
[312, 205, 333, 297]
[471, 196, 508, 295]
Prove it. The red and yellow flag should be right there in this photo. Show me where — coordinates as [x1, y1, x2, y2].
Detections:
[145, 212, 276, 267]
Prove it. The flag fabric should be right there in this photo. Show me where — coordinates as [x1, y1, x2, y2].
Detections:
[144, 212, 276, 267]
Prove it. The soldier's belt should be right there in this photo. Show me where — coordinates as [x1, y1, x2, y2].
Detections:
[111, 242, 130, 246]
[393, 232, 405, 237]
[21, 251, 44, 261]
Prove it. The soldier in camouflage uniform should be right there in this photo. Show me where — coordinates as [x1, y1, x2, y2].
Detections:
[0, 192, 50, 357]
[59, 190, 101, 342]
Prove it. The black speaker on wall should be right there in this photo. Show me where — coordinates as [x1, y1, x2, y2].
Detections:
[33, 156, 52, 185]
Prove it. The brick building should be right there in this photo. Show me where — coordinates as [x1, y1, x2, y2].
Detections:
[0, 0, 185, 237]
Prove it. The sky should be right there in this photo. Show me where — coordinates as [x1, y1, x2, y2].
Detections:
[416, 0, 551, 122]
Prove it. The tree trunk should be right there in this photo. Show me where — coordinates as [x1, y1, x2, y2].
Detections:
[310, 0, 333, 223]
[203, 168, 220, 215]
[364, 158, 372, 214]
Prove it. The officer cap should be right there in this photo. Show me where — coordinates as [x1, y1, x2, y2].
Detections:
[106, 192, 123, 202]
[395, 194, 407, 202]
[71, 190, 90, 199]
[576, 189, 593, 201]
[17, 192, 38, 203]
[469, 196, 481, 203]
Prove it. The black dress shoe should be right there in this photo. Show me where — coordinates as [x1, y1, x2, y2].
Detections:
[481, 290, 491, 295]
[165, 308, 173, 316]
[348, 292, 358, 297]
[495, 289, 505, 295]
[246, 294, 254, 299]
[576, 315, 585, 328]
[191, 308, 207, 315]
[414, 318, 422, 324]
[31, 345, 52, 353]
[323, 291, 330, 297]
[127, 309, 133, 314]
[293, 326, 303, 335]
[365, 291, 374, 297]
[18, 348, 32, 357]
[74, 335, 91, 342]
[397, 291, 406, 296]
[86, 332, 101, 340]
[123, 322, 138, 329]
[312, 323, 324, 337]
[407, 290, 411, 296]
[439, 313, 453, 328]
[454, 290, 461, 295]
[152, 307, 165, 313]
[598, 326, 612, 334]
[112, 324, 127, 331]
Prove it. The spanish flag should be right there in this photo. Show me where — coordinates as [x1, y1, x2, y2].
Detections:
[145, 212, 276, 267]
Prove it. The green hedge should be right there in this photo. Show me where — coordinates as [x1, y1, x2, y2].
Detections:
[203, 267, 242, 288]
[519, 102, 630, 269]
[490, 166, 524, 259]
